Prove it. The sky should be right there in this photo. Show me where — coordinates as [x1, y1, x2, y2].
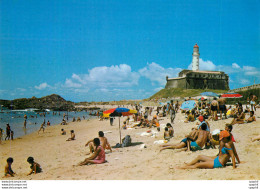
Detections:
[0, 0, 259, 102]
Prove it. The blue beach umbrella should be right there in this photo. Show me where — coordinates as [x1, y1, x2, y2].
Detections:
[200, 92, 219, 97]
[180, 100, 197, 111]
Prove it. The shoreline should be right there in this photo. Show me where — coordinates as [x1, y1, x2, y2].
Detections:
[1, 107, 260, 180]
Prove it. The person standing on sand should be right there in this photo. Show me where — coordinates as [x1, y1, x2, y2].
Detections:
[5, 124, 11, 140]
[210, 97, 219, 121]
[24, 120, 27, 128]
[218, 96, 227, 120]
[249, 94, 257, 111]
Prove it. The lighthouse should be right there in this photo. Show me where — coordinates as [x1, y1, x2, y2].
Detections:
[192, 43, 200, 71]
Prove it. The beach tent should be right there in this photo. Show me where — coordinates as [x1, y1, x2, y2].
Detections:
[221, 93, 243, 98]
[180, 100, 196, 111]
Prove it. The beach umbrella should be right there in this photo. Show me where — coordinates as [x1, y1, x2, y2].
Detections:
[200, 92, 219, 97]
[221, 93, 243, 98]
[104, 107, 137, 144]
[180, 100, 196, 111]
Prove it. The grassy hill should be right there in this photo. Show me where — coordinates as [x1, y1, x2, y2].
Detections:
[148, 88, 228, 100]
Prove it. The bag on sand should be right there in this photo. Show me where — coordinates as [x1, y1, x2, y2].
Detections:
[122, 135, 132, 147]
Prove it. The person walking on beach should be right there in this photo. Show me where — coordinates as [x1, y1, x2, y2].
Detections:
[5, 124, 11, 140]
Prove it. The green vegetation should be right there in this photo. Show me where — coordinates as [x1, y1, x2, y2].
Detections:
[148, 88, 228, 100]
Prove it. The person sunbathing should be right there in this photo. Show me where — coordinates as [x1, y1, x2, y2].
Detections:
[85, 131, 112, 153]
[230, 107, 245, 125]
[4, 157, 15, 177]
[27, 157, 42, 175]
[177, 130, 239, 169]
[160, 123, 210, 152]
[78, 138, 106, 166]
[246, 111, 256, 123]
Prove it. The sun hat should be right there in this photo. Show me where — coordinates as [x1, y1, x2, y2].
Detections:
[219, 130, 230, 140]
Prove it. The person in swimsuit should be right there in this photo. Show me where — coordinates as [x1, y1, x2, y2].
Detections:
[27, 157, 42, 175]
[246, 111, 256, 123]
[230, 107, 245, 125]
[85, 131, 112, 153]
[218, 96, 227, 120]
[160, 123, 210, 152]
[78, 138, 106, 166]
[4, 157, 15, 177]
[177, 130, 239, 169]
[210, 97, 219, 121]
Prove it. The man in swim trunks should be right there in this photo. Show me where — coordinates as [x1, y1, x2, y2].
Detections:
[85, 131, 112, 153]
[186, 123, 211, 151]
[218, 96, 227, 120]
[210, 97, 219, 121]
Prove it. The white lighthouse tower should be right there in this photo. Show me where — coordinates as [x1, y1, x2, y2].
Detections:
[192, 43, 200, 71]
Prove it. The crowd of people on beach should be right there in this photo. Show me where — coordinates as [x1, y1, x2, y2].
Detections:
[1, 93, 259, 177]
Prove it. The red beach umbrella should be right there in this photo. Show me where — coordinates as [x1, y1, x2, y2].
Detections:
[221, 93, 243, 98]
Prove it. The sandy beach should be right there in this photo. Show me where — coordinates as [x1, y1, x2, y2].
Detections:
[1, 106, 260, 180]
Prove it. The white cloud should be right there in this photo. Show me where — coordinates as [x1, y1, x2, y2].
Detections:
[65, 79, 82, 88]
[232, 63, 240, 69]
[35, 83, 50, 90]
[139, 62, 182, 86]
[64, 64, 139, 88]
[154, 87, 163, 92]
[240, 79, 250, 85]
[188, 58, 216, 71]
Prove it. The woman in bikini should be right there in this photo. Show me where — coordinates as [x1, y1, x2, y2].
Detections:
[177, 130, 240, 169]
[78, 138, 106, 166]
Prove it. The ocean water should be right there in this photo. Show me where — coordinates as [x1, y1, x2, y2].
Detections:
[0, 110, 96, 139]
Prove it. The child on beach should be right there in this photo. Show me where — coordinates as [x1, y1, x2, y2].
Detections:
[38, 123, 45, 134]
[61, 129, 66, 135]
[164, 127, 170, 141]
[78, 138, 106, 166]
[66, 130, 75, 141]
[4, 157, 15, 177]
[10, 131, 14, 140]
[166, 123, 174, 137]
[27, 157, 42, 175]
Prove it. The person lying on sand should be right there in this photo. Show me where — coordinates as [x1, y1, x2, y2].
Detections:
[85, 131, 112, 153]
[78, 138, 106, 166]
[66, 130, 75, 141]
[4, 157, 15, 177]
[160, 123, 210, 152]
[27, 157, 42, 175]
[230, 107, 245, 125]
[252, 135, 260, 142]
[246, 111, 256, 123]
[177, 130, 240, 169]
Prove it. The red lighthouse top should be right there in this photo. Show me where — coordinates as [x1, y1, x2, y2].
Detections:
[194, 43, 199, 48]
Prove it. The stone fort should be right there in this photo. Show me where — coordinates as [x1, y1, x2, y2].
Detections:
[165, 44, 229, 90]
